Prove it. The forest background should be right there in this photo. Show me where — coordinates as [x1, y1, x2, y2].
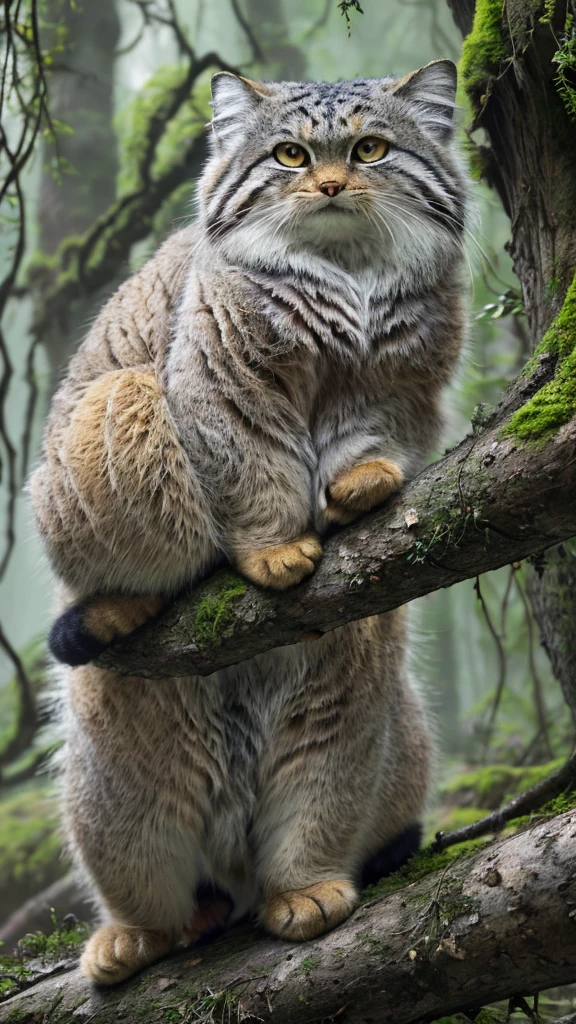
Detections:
[0, 0, 575, 1020]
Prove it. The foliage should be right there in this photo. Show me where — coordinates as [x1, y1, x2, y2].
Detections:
[549, 9, 576, 122]
[338, 0, 364, 34]
[0, 911, 88, 1002]
[475, 289, 524, 322]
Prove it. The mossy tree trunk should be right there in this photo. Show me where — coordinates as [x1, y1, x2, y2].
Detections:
[447, 0, 576, 730]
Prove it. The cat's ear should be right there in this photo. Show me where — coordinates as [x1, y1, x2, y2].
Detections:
[392, 60, 457, 141]
[210, 73, 271, 150]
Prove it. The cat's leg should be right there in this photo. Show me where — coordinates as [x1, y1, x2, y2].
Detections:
[235, 533, 322, 590]
[323, 458, 403, 526]
[221, 442, 322, 590]
[31, 368, 218, 664]
[314, 381, 444, 529]
[251, 635, 375, 941]
[254, 743, 362, 941]
[67, 664, 207, 985]
[253, 618, 431, 942]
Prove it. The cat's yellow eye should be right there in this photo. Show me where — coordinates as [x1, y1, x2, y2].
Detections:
[352, 137, 389, 163]
[273, 142, 309, 168]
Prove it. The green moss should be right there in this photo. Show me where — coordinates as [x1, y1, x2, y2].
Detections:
[459, 0, 507, 107]
[503, 272, 576, 443]
[474, 1010, 508, 1024]
[539, 788, 576, 815]
[438, 876, 480, 925]
[429, 1017, 471, 1024]
[299, 954, 321, 973]
[440, 759, 565, 809]
[6, 1010, 30, 1023]
[193, 572, 248, 647]
[361, 838, 488, 903]
[0, 913, 89, 1003]
[466, 141, 493, 182]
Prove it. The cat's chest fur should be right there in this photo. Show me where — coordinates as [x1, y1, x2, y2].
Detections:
[244, 263, 395, 361]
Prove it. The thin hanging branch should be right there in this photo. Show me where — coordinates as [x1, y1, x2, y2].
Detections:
[474, 575, 508, 760]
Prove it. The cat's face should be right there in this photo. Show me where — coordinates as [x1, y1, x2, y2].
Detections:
[199, 63, 467, 274]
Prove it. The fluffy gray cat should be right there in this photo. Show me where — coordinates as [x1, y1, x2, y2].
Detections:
[31, 61, 469, 984]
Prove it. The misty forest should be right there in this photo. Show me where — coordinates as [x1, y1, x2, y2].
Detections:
[1, 0, 576, 1021]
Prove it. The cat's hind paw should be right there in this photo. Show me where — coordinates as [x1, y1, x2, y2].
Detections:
[49, 595, 166, 666]
[323, 458, 403, 526]
[263, 879, 357, 942]
[81, 924, 172, 985]
[236, 533, 322, 590]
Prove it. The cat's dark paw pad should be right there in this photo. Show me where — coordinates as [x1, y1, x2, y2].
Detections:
[48, 605, 107, 667]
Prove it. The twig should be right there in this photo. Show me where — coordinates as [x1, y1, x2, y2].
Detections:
[433, 746, 576, 851]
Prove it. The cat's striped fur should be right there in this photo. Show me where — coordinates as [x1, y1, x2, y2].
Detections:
[31, 62, 469, 983]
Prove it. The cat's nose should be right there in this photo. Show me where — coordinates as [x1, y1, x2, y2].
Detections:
[319, 181, 345, 198]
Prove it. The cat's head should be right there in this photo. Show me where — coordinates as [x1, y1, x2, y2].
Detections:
[199, 63, 467, 275]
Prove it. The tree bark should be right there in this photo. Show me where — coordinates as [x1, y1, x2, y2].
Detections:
[527, 545, 576, 723]
[3, 810, 576, 1024]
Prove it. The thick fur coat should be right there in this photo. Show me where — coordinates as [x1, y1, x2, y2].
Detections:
[31, 62, 468, 983]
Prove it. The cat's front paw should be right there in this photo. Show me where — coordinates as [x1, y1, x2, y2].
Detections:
[81, 924, 172, 985]
[49, 595, 166, 666]
[324, 458, 403, 526]
[263, 879, 357, 942]
[236, 533, 322, 590]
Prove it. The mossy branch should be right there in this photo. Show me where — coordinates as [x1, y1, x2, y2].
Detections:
[3, 811, 576, 1023]
[98, 307, 576, 679]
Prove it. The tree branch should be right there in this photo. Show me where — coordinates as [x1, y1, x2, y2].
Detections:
[3, 810, 576, 1023]
[100, 352, 576, 678]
